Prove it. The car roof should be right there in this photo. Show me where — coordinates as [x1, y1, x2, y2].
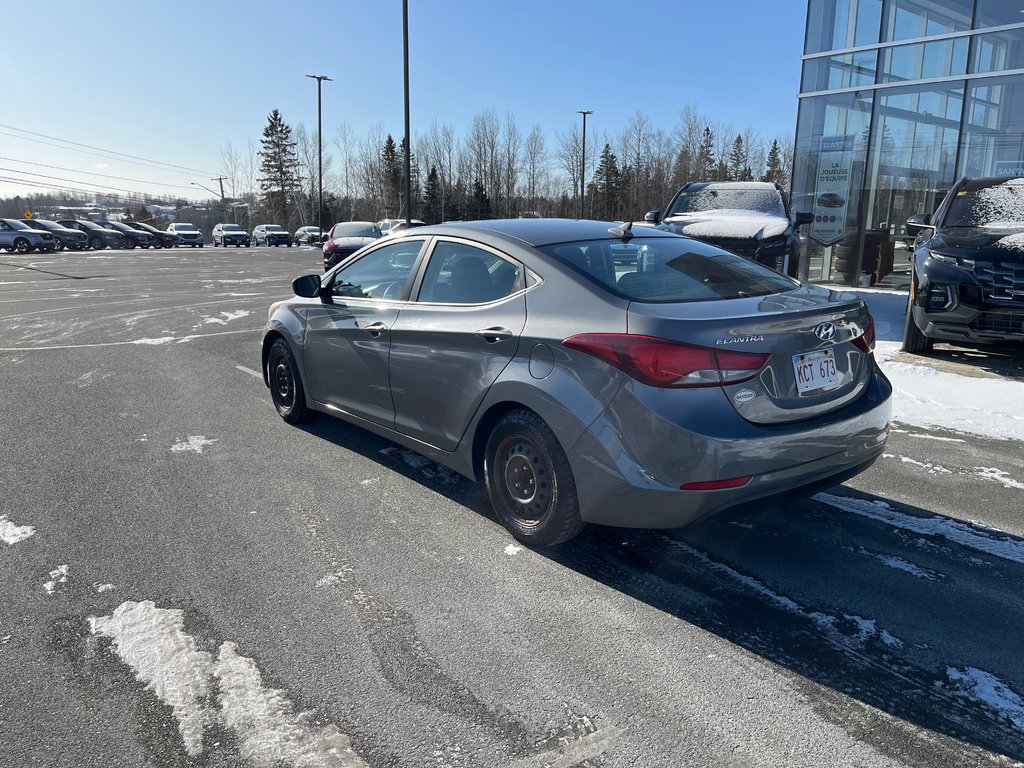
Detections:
[409, 218, 682, 248]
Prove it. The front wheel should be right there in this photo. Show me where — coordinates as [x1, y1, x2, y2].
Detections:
[14, 238, 31, 254]
[484, 410, 583, 546]
[267, 339, 308, 423]
[902, 273, 934, 354]
[89, 236, 104, 250]
[54, 238, 66, 253]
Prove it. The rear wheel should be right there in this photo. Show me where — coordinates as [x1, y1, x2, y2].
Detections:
[484, 410, 582, 547]
[54, 238, 65, 253]
[14, 237, 31, 254]
[89, 236, 104, 250]
[267, 338, 308, 423]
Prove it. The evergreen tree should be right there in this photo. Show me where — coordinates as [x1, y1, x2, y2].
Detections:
[696, 127, 715, 181]
[715, 158, 729, 182]
[422, 166, 442, 224]
[381, 135, 402, 216]
[258, 109, 299, 224]
[671, 148, 693, 189]
[761, 139, 784, 184]
[728, 134, 748, 182]
[592, 144, 621, 221]
[469, 179, 492, 220]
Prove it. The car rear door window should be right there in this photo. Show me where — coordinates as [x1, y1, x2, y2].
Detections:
[417, 241, 521, 304]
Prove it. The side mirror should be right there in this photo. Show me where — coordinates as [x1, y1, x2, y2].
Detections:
[794, 211, 814, 228]
[905, 213, 934, 238]
[292, 274, 322, 298]
[644, 210, 661, 224]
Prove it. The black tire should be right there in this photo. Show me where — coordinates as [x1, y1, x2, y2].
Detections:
[53, 237, 65, 253]
[267, 338, 308, 423]
[13, 237, 31, 254]
[484, 410, 583, 546]
[902, 271, 934, 354]
[124, 239, 135, 250]
[89, 236, 104, 250]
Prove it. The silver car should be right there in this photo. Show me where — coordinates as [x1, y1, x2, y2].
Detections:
[0, 218, 56, 253]
[262, 219, 892, 546]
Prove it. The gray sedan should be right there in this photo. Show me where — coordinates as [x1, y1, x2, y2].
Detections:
[262, 219, 892, 546]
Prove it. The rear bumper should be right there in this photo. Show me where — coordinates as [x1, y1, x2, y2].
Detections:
[566, 366, 892, 529]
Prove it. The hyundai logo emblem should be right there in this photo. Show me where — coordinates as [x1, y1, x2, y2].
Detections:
[814, 322, 837, 342]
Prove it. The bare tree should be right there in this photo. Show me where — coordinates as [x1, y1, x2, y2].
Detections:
[219, 143, 243, 200]
[499, 111, 522, 218]
[523, 125, 547, 216]
[332, 122, 357, 220]
[555, 123, 583, 210]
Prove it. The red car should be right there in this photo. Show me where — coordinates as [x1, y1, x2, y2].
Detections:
[322, 221, 382, 271]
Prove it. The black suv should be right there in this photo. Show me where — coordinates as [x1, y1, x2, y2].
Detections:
[212, 223, 251, 247]
[645, 181, 811, 275]
[903, 176, 1024, 353]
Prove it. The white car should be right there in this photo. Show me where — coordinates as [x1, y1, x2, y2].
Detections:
[376, 218, 426, 237]
[0, 218, 56, 253]
[167, 222, 204, 247]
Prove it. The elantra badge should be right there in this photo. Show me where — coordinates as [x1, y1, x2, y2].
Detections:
[814, 322, 837, 342]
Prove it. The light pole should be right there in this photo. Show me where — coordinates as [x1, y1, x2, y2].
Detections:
[577, 110, 593, 219]
[306, 73, 332, 238]
[402, 0, 412, 226]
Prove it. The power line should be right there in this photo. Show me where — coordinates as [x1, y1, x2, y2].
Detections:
[0, 167, 183, 196]
[0, 156, 198, 191]
[0, 122, 217, 175]
[0, 175, 153, 199]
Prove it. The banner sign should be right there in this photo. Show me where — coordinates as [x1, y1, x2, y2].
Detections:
[994, 160, 1024, 177]
[810, 135, 854, 247]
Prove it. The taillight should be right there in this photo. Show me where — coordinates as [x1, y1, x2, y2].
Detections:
[562, 334, 769, 388]
[852, 314, 875, 353]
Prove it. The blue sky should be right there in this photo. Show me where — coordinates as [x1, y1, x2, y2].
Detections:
[0, 1, 808, 202]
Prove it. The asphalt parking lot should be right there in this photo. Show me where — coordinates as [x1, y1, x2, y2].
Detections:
[1, 245, 1023, 767]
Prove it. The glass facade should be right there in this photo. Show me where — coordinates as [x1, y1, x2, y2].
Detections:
[795, 0, 1024, 286]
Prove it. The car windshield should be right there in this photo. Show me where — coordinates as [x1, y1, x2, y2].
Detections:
[222, 225, 243, 231]
[944, 178, 1024, 229]
[266, 225, 285, 232]
[666, 186, 787, 217]
[176, 224, 198, 231]
[539, 237, 797, 303]
[3, 219, 31, 230]
[332, 223, 380, 238]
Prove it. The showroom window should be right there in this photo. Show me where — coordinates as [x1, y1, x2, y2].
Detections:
[806, 0, 883, 54]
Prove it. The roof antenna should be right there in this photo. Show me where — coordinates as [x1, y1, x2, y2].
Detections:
[608, 221, 633, 240]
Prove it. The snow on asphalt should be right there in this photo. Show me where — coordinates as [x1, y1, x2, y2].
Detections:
[0, 515, 35, 545]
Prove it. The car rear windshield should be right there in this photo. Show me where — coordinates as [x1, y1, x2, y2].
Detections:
[944, 178, 1024, 229]
[666, 186, 786, 217]
[539, 237, 797, 303]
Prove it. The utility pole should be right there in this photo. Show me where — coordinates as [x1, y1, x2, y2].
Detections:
[402, 0, 412, 226]
[577, 110, 593, 219]
[305, 74, 332, 237]
[211, 176, 227, 201]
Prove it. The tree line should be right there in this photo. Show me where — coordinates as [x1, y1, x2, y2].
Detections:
[0, 104, 794, 229]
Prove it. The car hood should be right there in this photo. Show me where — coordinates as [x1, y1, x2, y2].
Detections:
[660, 210, 790, 240]
[328, 236, 377, 247]
[930, 226, 1024, 262]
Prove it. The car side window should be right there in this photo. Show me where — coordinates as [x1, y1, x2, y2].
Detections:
[328, 240, 423, 300]
[417, 241, 521, 304]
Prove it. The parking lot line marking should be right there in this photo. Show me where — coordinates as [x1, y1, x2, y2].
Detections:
[0, 328, 260, 352]
[236, 365, 263, 380]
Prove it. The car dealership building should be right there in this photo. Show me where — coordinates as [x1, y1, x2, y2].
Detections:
[794, 0, 1023, 286]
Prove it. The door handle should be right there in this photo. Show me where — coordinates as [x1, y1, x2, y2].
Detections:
[364, 321, 389, 337]
[475, 327, 514, 343]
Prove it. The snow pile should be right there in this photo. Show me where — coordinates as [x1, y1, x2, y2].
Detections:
[170, 436, 217, 454]
[0, 515, 35, 545]
[942, 667, 1024, 731]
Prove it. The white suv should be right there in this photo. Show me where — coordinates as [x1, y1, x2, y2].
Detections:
[167, 222, 204, 247]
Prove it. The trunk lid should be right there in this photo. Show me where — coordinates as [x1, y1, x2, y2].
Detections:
[626, 285, 875, 425]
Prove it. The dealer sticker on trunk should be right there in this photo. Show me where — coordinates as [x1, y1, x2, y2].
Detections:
[793, 349, 838, 395]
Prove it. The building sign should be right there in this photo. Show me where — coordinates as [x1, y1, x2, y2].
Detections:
[810, 135, 854, 247]
[994, 160, 1024, 177]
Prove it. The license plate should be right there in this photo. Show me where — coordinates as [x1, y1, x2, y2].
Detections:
[792, 349, 838, 395]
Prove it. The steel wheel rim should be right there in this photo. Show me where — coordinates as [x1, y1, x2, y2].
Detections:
[273, 357, 294, 409]
[497, 436, 551, 527]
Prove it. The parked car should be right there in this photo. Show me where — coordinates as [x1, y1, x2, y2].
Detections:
[17, 218, 88, 252]
[122, 221, 176, 248]
[55, 219, 127, 250]
[262, 218, 891, 546]
[377, 218, 426, 237]
[903, 175, 1024, 353]
[252, 224, 293, 247]
[212, 223, 251, 247]
[0, 218, 56, 253]
[294, 226, 325, 245]
[321, 221, 382, 270]
[95, 220, 151, 249]
[644, 181, 813, 276]
[167, 222, 204, 247]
